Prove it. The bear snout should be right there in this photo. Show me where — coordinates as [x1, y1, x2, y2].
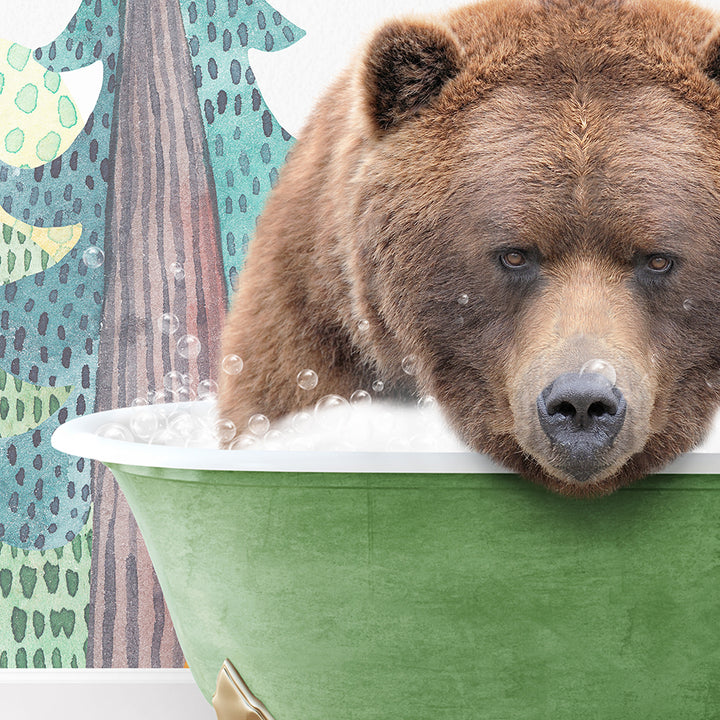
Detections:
[536, 372, 627, 482]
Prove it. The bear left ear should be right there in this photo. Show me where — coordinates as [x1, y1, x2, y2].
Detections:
[361, 19, 463, 134]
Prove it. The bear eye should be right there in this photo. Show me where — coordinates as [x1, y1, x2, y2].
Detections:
[501, 250, 528, 269]
[646, 255, 673, 273]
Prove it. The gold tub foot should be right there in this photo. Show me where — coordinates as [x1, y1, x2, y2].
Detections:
[213, 659, 276, 720]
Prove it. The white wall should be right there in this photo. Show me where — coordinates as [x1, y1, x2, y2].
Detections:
[0, 670, 216, 720]
[250, 0, 720, 137]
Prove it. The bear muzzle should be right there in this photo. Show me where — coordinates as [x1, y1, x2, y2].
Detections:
[536, 371, 627, 482]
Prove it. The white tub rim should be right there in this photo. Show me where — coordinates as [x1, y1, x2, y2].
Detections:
[50, 401, 720, 476]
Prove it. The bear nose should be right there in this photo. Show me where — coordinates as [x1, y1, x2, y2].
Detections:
[536, 372, 627, 480]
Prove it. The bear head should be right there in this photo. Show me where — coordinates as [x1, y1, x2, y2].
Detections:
[340, 0, 720, 495]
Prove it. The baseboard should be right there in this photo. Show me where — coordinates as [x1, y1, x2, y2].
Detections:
[0, 669, 216, 720]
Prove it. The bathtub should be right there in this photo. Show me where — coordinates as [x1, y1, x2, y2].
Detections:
[52, 401, 720, 719]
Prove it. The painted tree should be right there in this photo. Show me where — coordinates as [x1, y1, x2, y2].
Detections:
[1, 0, 306, 671]
[0, 0, 121, 669]
[0, 531, 91, 669]
[0, 207, 76, 449]
[244, 0, 468, 137]
[180, 0, 305, 296]
[0, 29, 103, 549]
[89, 0, 306, 668]
[88, 0, 226, 667]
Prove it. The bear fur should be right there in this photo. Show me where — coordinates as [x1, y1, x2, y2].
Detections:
[219, 0, 720, 496]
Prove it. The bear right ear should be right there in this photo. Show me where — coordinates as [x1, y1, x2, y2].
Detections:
[700, 27, 720, 82]
[361, 19, 463, 134]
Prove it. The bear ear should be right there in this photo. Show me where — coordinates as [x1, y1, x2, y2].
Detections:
[700, 27, 720, 82]
[361, 19, 463, 134]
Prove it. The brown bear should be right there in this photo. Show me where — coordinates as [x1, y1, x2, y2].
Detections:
[218, 0, 720, 497]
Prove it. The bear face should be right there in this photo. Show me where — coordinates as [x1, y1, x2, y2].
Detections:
[219, 0, 720, 496]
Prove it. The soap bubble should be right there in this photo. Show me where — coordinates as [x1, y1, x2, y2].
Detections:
[176, 334, 201, 360]
[402, 355, 418, 376]
[297, 369, 318, 390]
[457, 293, 469, 306]
[683, 298, 695, 312]
[157, 313, 179, 335]
[350, 389, 372, 406]
[131, 397, 149, 408]
[261, 429, 285, 450]
[168, 412, 196, 439]
[357, 319, 370, 332]
[214, 418, 237, 444]
[82, 246, 105, 268]
[315, 395, 350, 414]
[149, 428, 181, 446]
[150, 388, 174, 404]
[198, 379, 219, 400]
[181, 429, 203, 446]
[221, 354, 244, 375]
[248, 413, 270, 437]
[163, 370, 185, 392]
[176, 386, 197, 402]
[372, 380, 384, 393]
[130, 407, 160, 440]
[97, 422, 134, 441]
[314, 395, 351, 429]
[291, 410, 313, 433]
[169, 262, 185, 281]
[230, 434, 258, 450]
[417, 395, 437, 410]
[579, 358, 617, 386]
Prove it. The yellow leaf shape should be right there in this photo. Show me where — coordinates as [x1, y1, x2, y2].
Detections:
[0, 39, 84, 168]
[0, 367, 73, 438]
[0, 205, 81, 285]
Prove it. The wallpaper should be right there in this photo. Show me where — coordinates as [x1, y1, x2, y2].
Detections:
[0, 0, 504, 679]
[0, 0, 301, 669]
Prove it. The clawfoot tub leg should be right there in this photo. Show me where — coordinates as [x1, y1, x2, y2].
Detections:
[212, 659, 276, 720]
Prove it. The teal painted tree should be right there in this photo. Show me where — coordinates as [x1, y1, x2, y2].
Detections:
[0, 206, 77, 443]
[0, 0, 120, 551]
[0, 529, 91, 669]
[180, 0, 305, 296]
[0, 36, 90, 538]
[0, 0, 121, 670]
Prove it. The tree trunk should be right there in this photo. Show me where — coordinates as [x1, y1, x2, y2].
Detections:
[89, 0, 226, 667]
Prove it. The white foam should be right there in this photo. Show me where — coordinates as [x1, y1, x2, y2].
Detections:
[85, 394, 469, 453]
[250, 401, 468, 452]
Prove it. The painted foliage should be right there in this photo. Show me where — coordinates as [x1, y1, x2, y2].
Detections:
[0, 0, 119, 668]
[1, 0, 304, 668]
[182, 0, 303, 296]
[0, 0, 117, 550]
[0, 0, 477, 674]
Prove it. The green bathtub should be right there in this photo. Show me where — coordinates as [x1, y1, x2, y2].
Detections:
[52, 402, 720, 719]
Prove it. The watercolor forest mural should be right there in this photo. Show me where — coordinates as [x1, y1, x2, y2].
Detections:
[0, 0, 476, 673]
[0, 0, 303, 669]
